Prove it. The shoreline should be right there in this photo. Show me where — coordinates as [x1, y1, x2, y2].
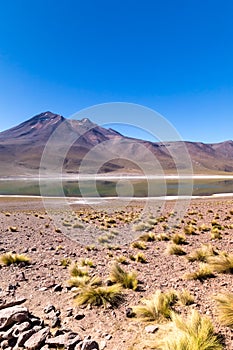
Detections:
[0, 192, 232, 202]
[1, 174, 233, 181]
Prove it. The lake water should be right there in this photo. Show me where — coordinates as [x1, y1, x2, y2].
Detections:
[0, 178, 232, 198]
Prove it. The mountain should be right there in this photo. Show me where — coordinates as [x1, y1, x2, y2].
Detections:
[0, 111, 232, 176]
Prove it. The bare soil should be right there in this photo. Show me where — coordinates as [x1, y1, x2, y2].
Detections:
[0, 196, 233, 349]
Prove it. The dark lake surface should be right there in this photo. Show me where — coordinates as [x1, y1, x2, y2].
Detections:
[0, 178, 232, 198]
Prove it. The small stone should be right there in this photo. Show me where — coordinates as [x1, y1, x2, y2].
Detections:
[53, 284, 62, 292]
[76, 339, 99, 350]
[66, 308, 73, 317]
[99, 340, 107, 350]
[1, 340, 9, 348]
[74, 313, 85, 321]
[104, 334, 112, 340]
[51, 316, 61, 328]
[125, 307, 135, 318]
[44, 305, 56, 314]
[145, 325, 159, 334]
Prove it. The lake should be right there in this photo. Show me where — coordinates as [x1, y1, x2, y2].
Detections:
[0, 177, 232, 198]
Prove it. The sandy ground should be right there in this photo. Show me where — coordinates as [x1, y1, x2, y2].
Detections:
[0, 196, 233, 349]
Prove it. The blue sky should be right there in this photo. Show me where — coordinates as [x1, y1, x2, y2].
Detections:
[0, 0, 233, 142]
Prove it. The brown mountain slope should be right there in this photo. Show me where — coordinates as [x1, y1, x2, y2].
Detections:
[0, 112, 232, 176]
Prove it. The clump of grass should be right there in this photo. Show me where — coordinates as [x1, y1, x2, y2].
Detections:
[162, 310, 223, 350]
[187, 244, 218, 262]
[133, 252, 147, 263]
[208, 253, 233, 274]
[156, 233, 170, 241]
[133, 222, 152, 232]
[8, 226, 18, 232]
[98, 235, 111, 244]
[72, 222, 84, 229]
[198, 224, 211, 232]
[132, 290, 175, 322]
[211, 228, 222, 240]
[166, 244, 186, 256]
[214, 292, 233, 327]
[80, 258, 95, 268]
[69, 263, 89, 277]
[55, 228, 62, 233]
[68, 275, 101, 288]
[0, 253, 30, 266]
[62, 221, 72, 227]
[131, 241, 147, 250]
[211, 220, 222, 228]
[74, 283, 123, 308]
[138, 232, 155, 242]
[60, 257, 71, 267]
[183, 224, 196, 235]
[171, 233, 186, 245]
[177, 289, 195, 306]
[147, 218, 158, 226]
[184, 263, 215, 281]
[109, 263, 138, 290]
[85, 245, 97, 251]
[116, 255, 128, 264]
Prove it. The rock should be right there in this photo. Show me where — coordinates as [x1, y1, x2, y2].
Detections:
[104, 334, 112, 340]
[43, 305, 56, 314]
[0, 298, 27, 310]
[33, 326, 42, 332]
[16, 329, 36, 347]
[12, 321, 31, 337]
[0, 339, 9, 348]
[74, 313, 85, 321]
[76, 339, 99, 350]
[145, 325, 159, 334]
[24, 327, 50, 349]
[0, 306, 28, 330]
[99, 340, 107, 350]
[53, 284, 62, 292]
[125, 307, 135, 318]
[2, 325, 15, 340]
[51, 316, 61, 328]
[46, 332, 81, 348]
[66, 308, 73, 317]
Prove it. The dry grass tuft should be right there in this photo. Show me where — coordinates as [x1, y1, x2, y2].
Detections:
[166, 244, 186, 256]
[162, 309, 223, 350]
[0, 253, 30, 266]
[74, 283, 123, 308]
[187, 244, 218, 262]
[69, 263, 89, 277]
[131, 241, 147, 250]
[177, 289, 195, 306]
[109, 263, 138, 290]
[132, 290, 176, 322]
[184, 263, 215, 281]
[214, 292, 233, 327]
[171, 233, 186, 245]
[208, 253, 233, 274]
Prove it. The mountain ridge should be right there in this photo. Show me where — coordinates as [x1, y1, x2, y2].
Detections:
[0, 112, 232, 176]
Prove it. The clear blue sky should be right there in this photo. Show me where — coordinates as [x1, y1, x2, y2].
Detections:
[0, 0, 233, 142]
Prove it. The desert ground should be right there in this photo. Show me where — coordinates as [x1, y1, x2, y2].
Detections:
[0, 196, 233, 349]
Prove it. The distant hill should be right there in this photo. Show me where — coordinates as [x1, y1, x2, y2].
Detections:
[0, 111, 232, 176]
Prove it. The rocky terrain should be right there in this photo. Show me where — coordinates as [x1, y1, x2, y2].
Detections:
[0, 197, 233, 349]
